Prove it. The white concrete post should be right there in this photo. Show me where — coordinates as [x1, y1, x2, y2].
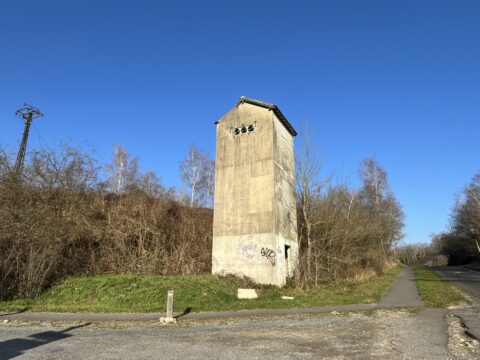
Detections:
[166, 290, 174, 318]
[160, 290, 176, 324]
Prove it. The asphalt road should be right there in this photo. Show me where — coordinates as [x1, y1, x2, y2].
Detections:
[0, 309, 456, 360]
[434, 265, 480, 300]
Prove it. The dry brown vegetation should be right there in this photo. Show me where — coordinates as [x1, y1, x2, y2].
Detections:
[0, 139, 405, 299]
[295, 137, 404, 287]
[395, 243, 448, 266]
[0, 145, 212, 300]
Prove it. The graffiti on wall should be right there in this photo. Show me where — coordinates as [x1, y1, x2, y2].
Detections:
[235, 236, 278, 267]
[261, 247, 276, 266]
[236, 242, 260, 263]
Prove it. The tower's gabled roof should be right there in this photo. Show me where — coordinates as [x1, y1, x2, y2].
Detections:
[236, 97, 297, 137]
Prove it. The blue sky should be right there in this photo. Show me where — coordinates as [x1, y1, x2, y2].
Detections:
[1, 1, 479, 244]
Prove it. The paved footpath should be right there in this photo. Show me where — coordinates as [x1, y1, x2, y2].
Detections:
[378, 266, 424, 307]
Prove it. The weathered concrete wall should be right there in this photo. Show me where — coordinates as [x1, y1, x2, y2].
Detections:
[273, 113, 297, 241]
[212, 100, 298, 286]
[213, 103, 275, 237]
[212, 233, 279, 285]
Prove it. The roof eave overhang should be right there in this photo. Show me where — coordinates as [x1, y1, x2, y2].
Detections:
[235, 97, 298, 137]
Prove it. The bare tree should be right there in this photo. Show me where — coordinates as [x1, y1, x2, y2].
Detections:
[359, 158, 387, 211]
[25, 144, 99, 191]
[359, 158, 403, 260]
[106, 144, 139, 194]
[295, 130, 322, 281]
[140, 171, 164, 198]
[201, 159, 215, 207]
[295, 141, 404, 287]
[0, 148, 14, 181]
[179, 144, 214, 207]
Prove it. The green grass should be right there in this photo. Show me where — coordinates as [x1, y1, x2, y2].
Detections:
[413, 267, 464, 307]
[0, 266, 401, 313]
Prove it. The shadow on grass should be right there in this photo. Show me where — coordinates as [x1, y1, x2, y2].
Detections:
[0, 323, 90, 360]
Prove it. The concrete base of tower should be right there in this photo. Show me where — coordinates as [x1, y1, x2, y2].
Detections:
[212, 233, 298, 286]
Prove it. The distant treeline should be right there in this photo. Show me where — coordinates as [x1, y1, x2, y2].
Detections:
[434, 172, 480, 265]
[0, 141, 404, 299]
[397, 172, 480, 266]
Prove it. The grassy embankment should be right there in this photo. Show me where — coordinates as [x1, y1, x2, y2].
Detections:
[0, 266, 401, 313]
[413, 267, 464, 307]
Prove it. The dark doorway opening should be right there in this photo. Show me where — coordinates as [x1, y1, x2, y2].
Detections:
[284, 245, 291, 277]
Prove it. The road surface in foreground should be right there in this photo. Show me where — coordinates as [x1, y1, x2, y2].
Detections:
[0, 308, 478, 360]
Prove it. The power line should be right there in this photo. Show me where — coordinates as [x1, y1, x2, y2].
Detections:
[32, 122, 48, 148]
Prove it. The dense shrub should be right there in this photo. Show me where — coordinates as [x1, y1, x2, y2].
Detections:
[295, 150, 404, 287]
[0, 145, 212, 300]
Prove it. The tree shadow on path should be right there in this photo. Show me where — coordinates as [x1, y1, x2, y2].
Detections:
[0, 323, 90, 360]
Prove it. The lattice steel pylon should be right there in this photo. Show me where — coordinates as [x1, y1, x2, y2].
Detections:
[13, 104, 43, 178]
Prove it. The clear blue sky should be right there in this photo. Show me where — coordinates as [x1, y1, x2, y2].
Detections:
[1, 1, 479, 244]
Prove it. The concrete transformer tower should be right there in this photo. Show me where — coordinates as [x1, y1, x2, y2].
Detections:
[212, 97, 298, 286]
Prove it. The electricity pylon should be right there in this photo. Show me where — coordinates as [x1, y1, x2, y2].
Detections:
[13, 104, 43, 178]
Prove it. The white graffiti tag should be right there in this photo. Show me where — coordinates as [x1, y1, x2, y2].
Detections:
[235, 242, 260, 263]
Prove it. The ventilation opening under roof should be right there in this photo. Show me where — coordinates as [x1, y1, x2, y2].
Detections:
[232, 123, 256, 137]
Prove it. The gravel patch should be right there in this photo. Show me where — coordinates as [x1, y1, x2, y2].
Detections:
[447, 311, 480, 360]
[0, 309, 464, 359]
